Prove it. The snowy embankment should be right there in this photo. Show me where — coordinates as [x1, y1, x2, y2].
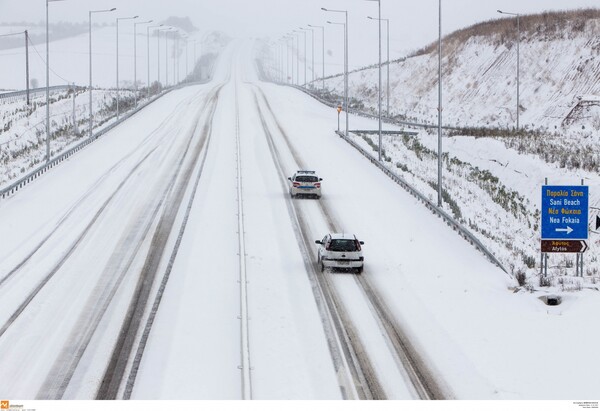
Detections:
[0, 88, 136, 186]
[322, 13, 600, 131]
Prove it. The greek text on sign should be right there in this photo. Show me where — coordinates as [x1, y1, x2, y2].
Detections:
[541, 185, 588, 240]
[541, 240, 588, 253]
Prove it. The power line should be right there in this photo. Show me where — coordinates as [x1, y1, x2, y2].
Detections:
[28, 36, 73, 85]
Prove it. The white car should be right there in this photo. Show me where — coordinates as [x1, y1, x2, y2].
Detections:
[288, 170, 322, 198]
[315, 233, 364, 273]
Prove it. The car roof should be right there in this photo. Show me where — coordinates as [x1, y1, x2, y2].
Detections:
[329, 233, 357, 240]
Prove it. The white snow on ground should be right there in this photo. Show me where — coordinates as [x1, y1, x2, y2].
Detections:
[256, 78, 600, 399]
[0, 38, 598, 401]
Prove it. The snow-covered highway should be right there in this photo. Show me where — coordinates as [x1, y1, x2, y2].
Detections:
[1, 39, 597, 401]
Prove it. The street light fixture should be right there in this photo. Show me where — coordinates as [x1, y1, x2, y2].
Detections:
[134, 19, 153, 107]
[116, 15, 138, 119]
[89, 7, 116, 139]
[322, 7, 348, 137]
[147, 24, 163, 98]
[497, 9, 521, 130]
[308, 24, 325, 90]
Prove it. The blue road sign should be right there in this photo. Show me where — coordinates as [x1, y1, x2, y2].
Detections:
[541, 185, 588, 240]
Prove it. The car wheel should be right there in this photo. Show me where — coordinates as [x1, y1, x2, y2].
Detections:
[357, 266, 363, 274]
[320, 260, 325, 272]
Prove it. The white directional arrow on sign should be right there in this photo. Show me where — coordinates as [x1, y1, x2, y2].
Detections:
[555, 226, 574, 234]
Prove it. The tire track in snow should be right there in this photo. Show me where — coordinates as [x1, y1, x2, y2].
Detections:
[35, 86, 222, 400]
[95, 84, 224, 400]
[250, 87, 378, 400]
[253, 85, 450, 400]
[0, 91, 208, 290]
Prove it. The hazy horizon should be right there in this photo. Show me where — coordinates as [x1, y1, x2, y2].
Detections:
[1, 0, 598, 72]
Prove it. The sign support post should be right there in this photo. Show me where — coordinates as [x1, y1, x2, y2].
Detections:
[540, 179, 589, 279]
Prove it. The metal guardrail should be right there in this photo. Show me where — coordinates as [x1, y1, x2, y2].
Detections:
[0, 89, 173, 200]
[0, 52, 218, 201]
[350, 129, 418, 136]
[0, 85, 75, 102]
[333, 129, 507, 273]
[271, 81, 506, 271]
[286, 83, 464, 131]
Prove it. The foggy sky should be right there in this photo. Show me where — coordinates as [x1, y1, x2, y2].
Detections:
[0, 0, 598, 71]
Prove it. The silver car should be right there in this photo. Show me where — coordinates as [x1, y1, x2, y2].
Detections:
[288, 170, 322, 198]
[315, 233, 365, 273]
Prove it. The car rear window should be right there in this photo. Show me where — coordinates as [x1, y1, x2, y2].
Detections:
[329, 239, 358, 252]
[295, 175, 319, 183]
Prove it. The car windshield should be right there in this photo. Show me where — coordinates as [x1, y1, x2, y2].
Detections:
[295, 175, 318, 183]
[329, 239, 357, 252]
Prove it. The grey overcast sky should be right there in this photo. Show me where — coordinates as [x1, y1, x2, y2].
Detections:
[0, 0, 598, 71]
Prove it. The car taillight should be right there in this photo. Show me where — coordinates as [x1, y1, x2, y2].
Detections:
[293, 182, 300, 187]
[314, 183, 321, 188]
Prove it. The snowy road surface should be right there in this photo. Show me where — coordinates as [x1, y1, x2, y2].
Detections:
[0, 40, 597, 400]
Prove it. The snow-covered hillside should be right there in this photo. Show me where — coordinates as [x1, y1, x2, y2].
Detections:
[322, 9, 600, 131]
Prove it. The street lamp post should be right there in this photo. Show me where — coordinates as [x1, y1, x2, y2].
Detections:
[287, 32, 297, 85]
[368, 16, 390, 117]
[308, 24, 325, 90]
[165, 29, 172, 88]
[296, 29, 307, 87]
[157, 27, 171, 90]
[46, 0, 67, 162]
[89, 7, 116, 139]
[292, 32, 300, 85]
[134, 20, 152, 107]
[300, 27, 314, 86]
[147, 24, 163, 98]
[173, 32, 178, 85]
[437, 0, 442, 207]
[116, 15, 138, 120]
[323, 7, 348, 137]
[285, 36, 294, 83]
[193, 40, 198, 81]
[497, 9, 520, 130]
[366, 0, 382, 161]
